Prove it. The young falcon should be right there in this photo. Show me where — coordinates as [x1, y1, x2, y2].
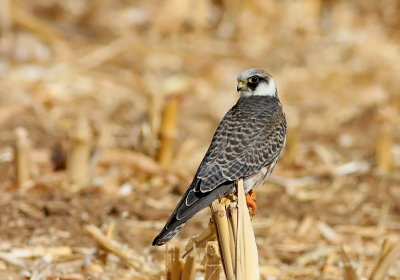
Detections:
[152, 68, 287, 246]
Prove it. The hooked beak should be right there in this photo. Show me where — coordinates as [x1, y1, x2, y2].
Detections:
[237, 81, 247, 92]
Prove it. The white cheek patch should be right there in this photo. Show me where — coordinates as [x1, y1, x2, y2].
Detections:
[253, 79, 277, 97]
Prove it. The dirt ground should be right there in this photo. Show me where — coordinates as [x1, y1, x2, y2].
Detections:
[0, 0, 400, 279]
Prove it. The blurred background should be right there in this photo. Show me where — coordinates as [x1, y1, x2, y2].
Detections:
[0, 0, 399, 279]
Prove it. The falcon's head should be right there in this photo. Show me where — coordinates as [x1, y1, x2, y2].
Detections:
[236, 68, 277, 98]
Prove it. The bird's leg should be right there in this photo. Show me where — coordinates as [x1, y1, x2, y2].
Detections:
[246, 189, 257, 215]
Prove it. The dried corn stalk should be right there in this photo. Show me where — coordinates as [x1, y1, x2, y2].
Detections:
[211, 199, 234, 278]
[370, 236, 400, 280]
[340, 245, 358, 280]
[204, 241, 221, 280]
[181, 250, 196, 280]
[157, 96, 179, 168]
[375, 125, 393, 173]
[14, 127, 32, 191]
[67, 115, 91, 190]
[235, 180, 259, 279]
[211, 179, 259, 280]
[167, 246, 182, 280]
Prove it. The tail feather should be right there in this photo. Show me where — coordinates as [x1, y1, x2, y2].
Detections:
[152, 180, 233, 246]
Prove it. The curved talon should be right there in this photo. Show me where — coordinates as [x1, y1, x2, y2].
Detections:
[246, 189, 257, 215]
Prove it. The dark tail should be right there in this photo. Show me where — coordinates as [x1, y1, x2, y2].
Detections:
[152, 180, 233, 246]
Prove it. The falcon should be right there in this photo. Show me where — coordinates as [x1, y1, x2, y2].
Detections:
[152, 68, 287, 246]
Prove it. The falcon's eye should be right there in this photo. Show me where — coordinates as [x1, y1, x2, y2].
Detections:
[248, 76, 259, 84]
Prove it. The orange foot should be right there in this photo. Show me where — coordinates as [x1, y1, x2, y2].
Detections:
[246, 189, 257, 216]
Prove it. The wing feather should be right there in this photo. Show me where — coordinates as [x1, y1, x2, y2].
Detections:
[198, 97, 286, 192]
